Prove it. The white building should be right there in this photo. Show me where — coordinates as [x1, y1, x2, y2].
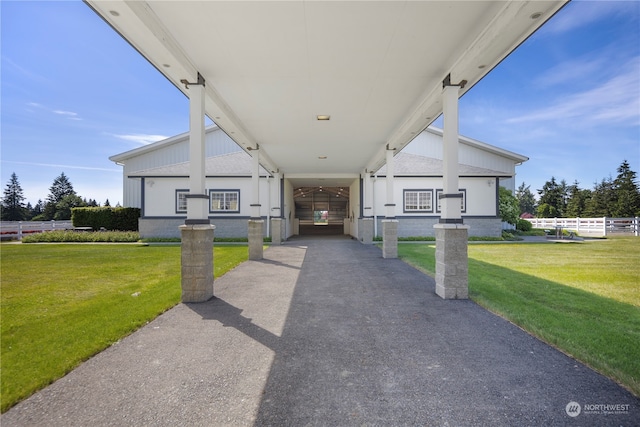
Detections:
[92, 0, 561, 300]
[110, 126, 527, 240]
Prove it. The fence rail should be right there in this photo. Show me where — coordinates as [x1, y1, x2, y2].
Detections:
[524, 217, 639, 237]
[0, 221, 74, 240]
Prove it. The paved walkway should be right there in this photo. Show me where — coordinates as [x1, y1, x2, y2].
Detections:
[3, 236, 638, 426]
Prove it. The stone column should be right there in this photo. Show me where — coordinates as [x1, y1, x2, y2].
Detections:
[434, 77, 468, 299]
[181, 73, 214, 303]
[361, 217, 374, 244]
[248, 220, 264, 260]
[434, 224, 468, 299]
[383, 148, 398, 258]
[382, 219, 398, 258]
[180, 223, 215, 302]
[271, 217, 283, 245]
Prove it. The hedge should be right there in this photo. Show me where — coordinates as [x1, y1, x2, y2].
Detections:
[71, 207, 141, 231]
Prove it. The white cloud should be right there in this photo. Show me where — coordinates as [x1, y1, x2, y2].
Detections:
[542, 1, 636, 35]
[2, 160, 120, 173]
[112, 133, 169, 145]
[506, 57, 640, 127]
[26, 103, 83, 120]
[533, 56, 607, 88]
[53, 110, 82, 120]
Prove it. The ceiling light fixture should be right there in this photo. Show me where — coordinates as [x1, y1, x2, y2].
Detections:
[109, 10, 120, 16]
[316, 115, 330, 121]
[318, 156, 327, 159]
[530, 12, 542, 19]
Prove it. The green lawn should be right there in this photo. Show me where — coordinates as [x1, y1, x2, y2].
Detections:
[0, 243, 248, 412]
[399, 238, 640, 397]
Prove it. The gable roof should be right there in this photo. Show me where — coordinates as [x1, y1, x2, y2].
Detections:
[109, 124, 223, 164]
[377, 152, 513, 177]
[128, 150, 511, 179]
[128, 151, 269, 177]
[425, 127, 529, 164]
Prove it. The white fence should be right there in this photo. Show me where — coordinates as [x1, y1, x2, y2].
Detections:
[524, 217, 639, 237]
[0, 221, 74, 240]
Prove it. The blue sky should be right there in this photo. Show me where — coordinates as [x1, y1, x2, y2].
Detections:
[2, 1, 639, 206]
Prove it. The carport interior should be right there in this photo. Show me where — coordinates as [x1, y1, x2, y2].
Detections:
[294, 186, 349, 235]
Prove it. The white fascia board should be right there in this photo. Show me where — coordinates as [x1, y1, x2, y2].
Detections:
[109, 124, 219, 163]
[425, 127, 529, 163]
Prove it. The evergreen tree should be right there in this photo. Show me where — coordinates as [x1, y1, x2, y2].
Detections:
[1, 172, 27, 221]
[565, 180, 591, 218]
[584, 177, 615, 217]
[537, 177, 567, 217]
[515, 182, 536, 216]
[43, 173, 77, 220]
[30, 199, 45, 220]
[612, 160, 640, 217]
[47, 172, 75, 204]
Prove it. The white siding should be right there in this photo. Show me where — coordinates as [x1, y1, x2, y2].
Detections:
[372, 177, 497, 217]
[401, 129, 521, 175]
[120, 128, 242, 208]
[142, 176, 271, 217]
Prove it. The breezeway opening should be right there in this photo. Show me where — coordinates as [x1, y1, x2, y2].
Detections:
[294, 186, 349, 236]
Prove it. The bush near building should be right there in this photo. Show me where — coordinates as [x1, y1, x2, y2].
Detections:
[72, 207, 140, 231]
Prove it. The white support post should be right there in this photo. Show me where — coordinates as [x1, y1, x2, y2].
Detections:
[382, 148, 398, 258]
[385, 148, 396, 219]
[251, 149, 261, 219]
[187, 77, 208, 222]
[270, 172, 283, 244]
[179, 73, 214, 303]
[441, 84, 462, 221]
[270, 172, 281, 218]
[363, 170, 373, 219]
[434, 77, 468, 299]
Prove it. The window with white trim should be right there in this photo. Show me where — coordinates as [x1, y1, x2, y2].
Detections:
[403, 189, 433, 213]
[209, 190, 240, 213]
[175, 189, 189, 213]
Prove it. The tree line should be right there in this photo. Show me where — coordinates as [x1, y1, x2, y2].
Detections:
[1, 172, 118, 221]
[515, 160, 640, 218]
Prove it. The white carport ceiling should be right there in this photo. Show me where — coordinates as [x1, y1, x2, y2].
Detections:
[87, 1, 565, 180]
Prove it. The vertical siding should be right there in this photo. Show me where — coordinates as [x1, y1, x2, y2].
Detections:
[119, 128, 243, 207]
[401, 130, 518, 175]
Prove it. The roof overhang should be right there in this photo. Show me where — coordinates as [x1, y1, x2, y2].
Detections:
[88, 1, 565, 178]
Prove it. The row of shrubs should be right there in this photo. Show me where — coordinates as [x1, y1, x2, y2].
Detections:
[22, 230, 140, 243]
[21, 232, 274, 244]
[71, 207, 141, 231]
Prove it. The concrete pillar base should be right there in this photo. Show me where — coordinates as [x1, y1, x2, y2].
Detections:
[361, 217, 374, 244]
[180, 224, 215, 303]
[248, 219, 264, 260]
[434, 223, 469, 299]
[382, 219, 398, 258]
[271, 218, 283, 245]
